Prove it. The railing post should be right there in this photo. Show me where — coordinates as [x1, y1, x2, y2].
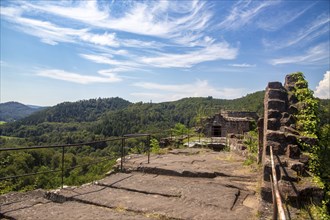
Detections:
[270, 146, 286, 220]
[61, 146, 64, 189]
[147, 135, 150, 164]
[270, 174, 278, 220]
[121, 137, 124, 172]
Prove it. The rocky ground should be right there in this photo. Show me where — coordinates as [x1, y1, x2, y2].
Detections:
[1, 148, 261, 220]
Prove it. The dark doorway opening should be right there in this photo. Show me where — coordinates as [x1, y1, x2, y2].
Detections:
[212, 126, 221, 137]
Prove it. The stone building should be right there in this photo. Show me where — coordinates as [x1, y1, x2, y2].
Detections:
[202, 111, 258, 137]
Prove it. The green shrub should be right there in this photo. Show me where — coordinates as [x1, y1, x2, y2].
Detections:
[150, 138, 160, 154]
[290, 72, 329, 216]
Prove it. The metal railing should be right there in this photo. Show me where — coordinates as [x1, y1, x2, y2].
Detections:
[121, 134, 151, 171]
[0, 128, 198, 192]
[270, 146, 286, 220]
[0, 134, 151, 189]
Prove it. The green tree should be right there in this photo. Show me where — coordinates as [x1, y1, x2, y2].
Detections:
[172, 123, 190, 136]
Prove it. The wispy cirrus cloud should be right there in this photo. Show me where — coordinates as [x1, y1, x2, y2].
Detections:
[79, 53, 141, 68]
[29, 1, 110, 23]
[269, 42, 329, 65]
[0, 0, 236, 81]
[257, 3, 315, 31]
[0, 6, 87, 45]
[314, 71, 330, 99]
[1, 7, 138, 48]
[80, 41, 238, 69]
[36, 69, 122, 84]
[263, 14, 330, 49]
[218, 0, 279, 30]
[0, 6, 154, 49]
[20, 0, 213, 42]
[132, 80, 248, 101]
[229, 63, 256, 68]
[139, 42, 238, 68]
[1, 5, 121, 48]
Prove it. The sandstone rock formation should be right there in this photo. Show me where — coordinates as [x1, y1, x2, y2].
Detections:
[259, 74, 323, 212]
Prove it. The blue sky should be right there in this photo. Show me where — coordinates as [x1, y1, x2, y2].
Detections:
[0, 0, 329, 106]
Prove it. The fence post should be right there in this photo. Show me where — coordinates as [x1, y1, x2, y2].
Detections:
[121, 137, 124, 172]
[61, 146, 64, 189]
[270, 146, 286, 220]
[147, 135, 150, 164]
[270, 175, 278, 220]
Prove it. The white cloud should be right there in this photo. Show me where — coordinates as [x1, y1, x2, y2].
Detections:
[98, 67, 135, 74]
[229, 63, 256, 68]
[121, 39, 168, 49]
[36, 69, 122, 84]
[140, 42, 238, 68]
[0, 5, 21, 17]
[21, 0, 212, 41]
[263, 14, 330, 49]
[2, 6, 166, 50]
[132, 80, 247, 102]
[80, 32, 119, 47]
[257, 3, 314, 31]
[1, 1, 235, 74]
[80, 41, 237, 69]
[26, 1, 109, 23]
[218, 0, 279, 30]
[315, 71, 330, 99]
[0, 6, 90, 45]
[269, 42, 329, 65]
[79, 53, 140, 68]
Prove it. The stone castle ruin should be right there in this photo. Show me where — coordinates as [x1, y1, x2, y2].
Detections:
[202, 111, 258, 137]
[259, 74, 323, 211]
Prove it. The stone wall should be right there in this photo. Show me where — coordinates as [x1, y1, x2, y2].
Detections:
[221, 120, 251, 137]
[260, 75, 323, 208]
[221, 111, 259, 120]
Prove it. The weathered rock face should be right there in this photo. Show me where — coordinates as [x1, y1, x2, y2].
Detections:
[284, 74, 297, 92]
[0, 149, 259, 220]
[259, 74, 323, 211]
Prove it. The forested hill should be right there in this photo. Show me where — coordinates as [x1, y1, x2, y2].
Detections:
[0, 91, 329, 145]
[20, 97, 132, 124]
[0, 102, 45, 122]
[0, 92, 264, 142]
[95, 91, 266, 136]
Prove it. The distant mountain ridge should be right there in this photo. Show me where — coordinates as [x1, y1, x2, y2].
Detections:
[0, 102, 46, 122]
[0, 92, 266, 143]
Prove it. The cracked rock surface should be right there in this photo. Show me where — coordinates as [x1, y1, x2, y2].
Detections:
[1, 148, 259, 220]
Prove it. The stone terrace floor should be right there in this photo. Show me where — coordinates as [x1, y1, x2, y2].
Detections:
[0, 148, 261, 220]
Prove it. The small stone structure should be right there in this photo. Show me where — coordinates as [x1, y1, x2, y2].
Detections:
[202, 111, 258, 137]
[259, 74, 323, 210]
